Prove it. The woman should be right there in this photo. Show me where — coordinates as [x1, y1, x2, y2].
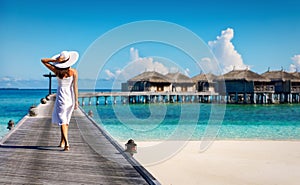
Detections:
[41, 51, 79, 151]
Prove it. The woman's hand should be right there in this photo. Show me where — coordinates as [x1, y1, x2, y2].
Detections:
[54, 56, 66, 63]
[74, 101, 79, 110]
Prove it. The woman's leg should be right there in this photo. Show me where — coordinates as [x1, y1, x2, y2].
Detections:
[59, 126, 65, 147]
[61, 124, 69, 151]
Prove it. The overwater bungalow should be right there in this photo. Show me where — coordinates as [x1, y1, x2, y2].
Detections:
[191, 73, 219, 103]
[261, 70, 300, 103]
[123, 71, 196, 93]
[291, 71, 300, 78]
[120, 71, 172, 103]
[290, 72, 300, 101]
[94, 69, 300, 105]
[121, 71, 212, 103]
[217, 69, 274, 104]
[122, 71, 172, 92]
[192, 73, 217, 93]
[166, 72, 195, 92]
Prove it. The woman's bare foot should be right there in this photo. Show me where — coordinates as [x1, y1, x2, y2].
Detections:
[63, 145, 70, 151]
[58, 141, 65, 148]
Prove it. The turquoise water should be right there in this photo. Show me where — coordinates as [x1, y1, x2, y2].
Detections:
[82, 102, 300, 142]
[0, 89, 50, 138]
[1, 89, 300, 142]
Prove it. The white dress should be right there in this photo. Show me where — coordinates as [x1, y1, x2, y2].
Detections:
[52, 76, 75, 125]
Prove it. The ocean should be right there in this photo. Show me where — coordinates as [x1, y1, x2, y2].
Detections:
[0, 89, 55, 137]
[1, 89, 300, 142]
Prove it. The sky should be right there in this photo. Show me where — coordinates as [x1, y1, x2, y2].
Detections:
[0, 0, 300, 89]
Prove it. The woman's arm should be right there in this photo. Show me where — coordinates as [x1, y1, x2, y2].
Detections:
[41, 56, 65, 73]
[72, 69, 79, 109]
[41, 58, 56, 73]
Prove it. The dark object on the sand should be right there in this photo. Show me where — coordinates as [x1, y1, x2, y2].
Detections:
[7, 120, 15, 130]
[125, 139, 137, 157]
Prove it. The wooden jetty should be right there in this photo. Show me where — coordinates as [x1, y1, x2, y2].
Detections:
[0, 96, 160, 185]
[78, 91, 218, 105]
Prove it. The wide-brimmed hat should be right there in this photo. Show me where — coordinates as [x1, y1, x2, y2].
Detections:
[52, 51, 79, 68]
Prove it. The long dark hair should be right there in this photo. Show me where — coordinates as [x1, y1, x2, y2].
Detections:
[55, 67, 71, 79]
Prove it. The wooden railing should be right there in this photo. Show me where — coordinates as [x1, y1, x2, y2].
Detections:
[291, 86, 300, 93]
[254, 85, 275, 92]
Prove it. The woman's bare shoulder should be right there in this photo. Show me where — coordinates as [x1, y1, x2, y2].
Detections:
[69, 68, 78, 76]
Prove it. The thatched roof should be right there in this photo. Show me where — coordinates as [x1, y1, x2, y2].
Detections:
[191, 73, 218, 83]
[290, 72, 300, 79]
[261, 70, 300, 82]
[128, 71, 171, 83]
[165, 72, 194, 84]
[219, 69, 270, 82]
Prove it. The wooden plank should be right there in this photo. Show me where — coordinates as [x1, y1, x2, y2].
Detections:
[0, 96, 159, 185]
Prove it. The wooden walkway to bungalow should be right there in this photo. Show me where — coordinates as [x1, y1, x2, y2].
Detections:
[0, 96, 159, 184]
[78, 91, 218, 105]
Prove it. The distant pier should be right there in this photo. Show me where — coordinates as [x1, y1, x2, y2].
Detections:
[78, 91, 220, 105]
[78, 90, 300, 105]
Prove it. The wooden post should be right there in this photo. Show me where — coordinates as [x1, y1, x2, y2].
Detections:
[96, 97, 100, 105]
[43, 72, 56, 95]
[81, 97, 85, 106]
[253, 93, 257, 104]
[88, 97, 92, 105]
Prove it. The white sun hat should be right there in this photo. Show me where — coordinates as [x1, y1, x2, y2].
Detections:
[52, 51, 79, 68]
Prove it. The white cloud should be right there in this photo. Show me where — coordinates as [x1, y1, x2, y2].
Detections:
[137, 57, 169, 74]
[0, 76, 22, 82]
[1, 77, 11, 81]
[289, 54, 300, 72]
[116, 56, 170, 81]
[198, 57, 222, 74]
[105, 48, 170, 81]
[0, 76, 49, 88]
[130, 47, 140, 61]
[115, 69, 122, 76]
[208, 28, 247, 73]
[201, 57, 212, 63]
[184, 68, 190, 76]
[104, 69, 116, 80]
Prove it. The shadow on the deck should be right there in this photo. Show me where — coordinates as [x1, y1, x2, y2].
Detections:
[0, 145, 62, 151]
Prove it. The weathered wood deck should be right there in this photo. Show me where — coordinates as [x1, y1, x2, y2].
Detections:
[0, 96, 159, 184]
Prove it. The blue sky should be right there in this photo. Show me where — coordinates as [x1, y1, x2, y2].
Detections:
[0, 0, 300, 88]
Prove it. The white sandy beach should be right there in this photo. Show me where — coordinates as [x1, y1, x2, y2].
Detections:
[135, 140, 300, 185]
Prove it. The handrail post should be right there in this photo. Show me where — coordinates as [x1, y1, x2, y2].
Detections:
[43, 72, 56, 95]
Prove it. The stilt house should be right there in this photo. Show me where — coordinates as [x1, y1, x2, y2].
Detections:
[261, 70, 300, 103]
[218, 69, 273, 104]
